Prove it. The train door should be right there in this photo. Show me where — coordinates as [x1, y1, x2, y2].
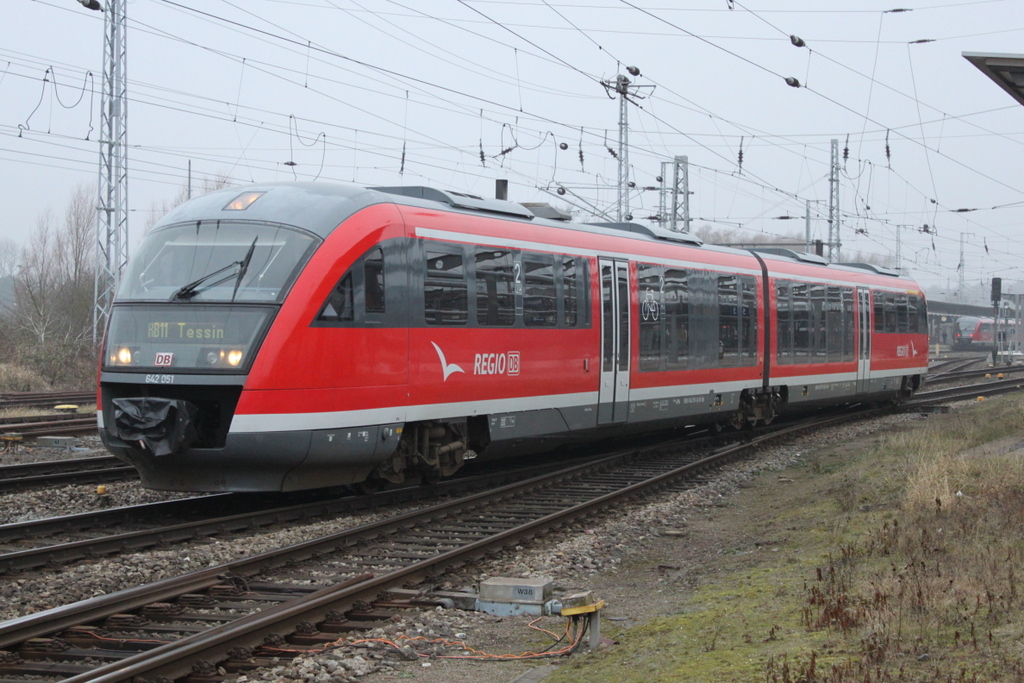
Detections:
[598, 258, 631, 424]
[857, 288, 871, 392]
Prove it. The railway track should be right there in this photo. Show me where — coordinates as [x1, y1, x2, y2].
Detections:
[0, 413, 850, 682]
[924, 354, 990, 381]
[0, 456, 137, 493]
[907, 374, 1024, 407]
[0, 455, 603, 575]
[0, 412, 98, 439]
[923, 363, 1024, 386]
[0, 392, 94, 412]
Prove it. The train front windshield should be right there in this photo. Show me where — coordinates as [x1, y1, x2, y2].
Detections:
[104, 221, 319, 373]
[956, 318, 979, 337]
[118, 221, 318, 303]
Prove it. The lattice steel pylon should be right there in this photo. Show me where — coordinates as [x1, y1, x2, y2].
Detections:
[657, 156, 690, 232]
[614, 74, 631, 223]
[93, 0, 129, 343]
[601, 70, 653, 223]
[827, 138, 840, 262]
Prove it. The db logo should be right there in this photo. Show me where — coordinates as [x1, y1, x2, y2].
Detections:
[507, 351, 521, 376]
[154, 352, 174, 367]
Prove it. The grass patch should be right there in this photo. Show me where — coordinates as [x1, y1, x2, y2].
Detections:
[546, 397, 1024, 682]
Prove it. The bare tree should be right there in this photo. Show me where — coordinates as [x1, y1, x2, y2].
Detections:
[0, 237, 22, 362]
[10, 186, 98, 387]
[58, 184, 95, 287]
[13, 211, 61, 346]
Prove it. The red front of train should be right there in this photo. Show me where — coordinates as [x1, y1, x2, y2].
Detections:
[97, 182, 928, 492]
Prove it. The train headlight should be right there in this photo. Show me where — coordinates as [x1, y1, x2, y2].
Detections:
[116, 347, 133, 364]
[207, 351, 220, 365]
[227, 349, 244, 366]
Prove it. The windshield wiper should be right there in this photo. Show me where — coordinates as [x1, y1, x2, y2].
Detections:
[170, 260, 244, 302]
[231, 237, 258, 302]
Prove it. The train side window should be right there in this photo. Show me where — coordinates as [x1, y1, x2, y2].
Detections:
[316, 272, 354, 323]
[718, 276, 739, 366]
[884, 293, 897, 332]
[896, 293, 909, 333]
[776, 282, 792, 364]
[578, 258, 591, 326]
[741, 277, 758, 365]
[907, 295, 918, 334]
[792, 283, 810, 360]
[425, 249, 468, 326]
[917, 296, 928, 334]
[873, 291, 884, 333]
[664, 268, 689, 369]
[364, 247, 385, 314]
[601, 264, 614, 372]
[475, 249, 516, 326]
[563, 258, 579, 327]
[638, 263, 663, 371]
[523, 253, 557, 327]
[810, 284, 826, 360]
[842, 288, 855, 362]
[826, 286, 843, 363]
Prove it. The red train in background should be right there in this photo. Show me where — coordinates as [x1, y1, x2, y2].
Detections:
[951, 315, 1019, 351]
[97, 182, 928, 492]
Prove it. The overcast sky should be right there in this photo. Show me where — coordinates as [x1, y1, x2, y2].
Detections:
[3, 0, 1023, 299]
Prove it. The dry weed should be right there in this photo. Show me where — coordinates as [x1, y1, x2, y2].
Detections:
[795, 399, 1024, 680]
[0, 363, 53, 393]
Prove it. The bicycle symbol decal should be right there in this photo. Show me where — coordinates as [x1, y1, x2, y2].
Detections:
[641, 288, 660, 321]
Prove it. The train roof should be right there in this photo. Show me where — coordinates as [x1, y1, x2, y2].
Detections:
[154, 181, 920, 290]
[154, 181, 745, 254]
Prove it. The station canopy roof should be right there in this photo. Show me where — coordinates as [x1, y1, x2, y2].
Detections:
[963, 52, 1024, 108]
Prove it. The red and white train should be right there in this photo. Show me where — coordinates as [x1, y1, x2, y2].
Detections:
[97, 182, 928, 492]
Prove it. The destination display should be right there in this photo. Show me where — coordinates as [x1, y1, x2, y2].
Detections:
[103, 305, 275, 372]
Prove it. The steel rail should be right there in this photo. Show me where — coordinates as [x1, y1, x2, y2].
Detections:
[923, 364, 1024, 385]
[0, 454, 613, 573]
[12, 419, 98, 438]
[0, 447, 642, 648]
[0, 456, 137, 493]
[924, 356, 990, 381]
[907, 377, 1024, 405]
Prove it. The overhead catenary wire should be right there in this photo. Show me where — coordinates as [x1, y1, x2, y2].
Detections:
[7, 0, 1024, 284]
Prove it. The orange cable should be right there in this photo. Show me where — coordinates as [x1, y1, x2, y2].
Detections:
[260, 617, 587, 661]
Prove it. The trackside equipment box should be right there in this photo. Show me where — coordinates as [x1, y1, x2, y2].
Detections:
[476, 577, 555, 616]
